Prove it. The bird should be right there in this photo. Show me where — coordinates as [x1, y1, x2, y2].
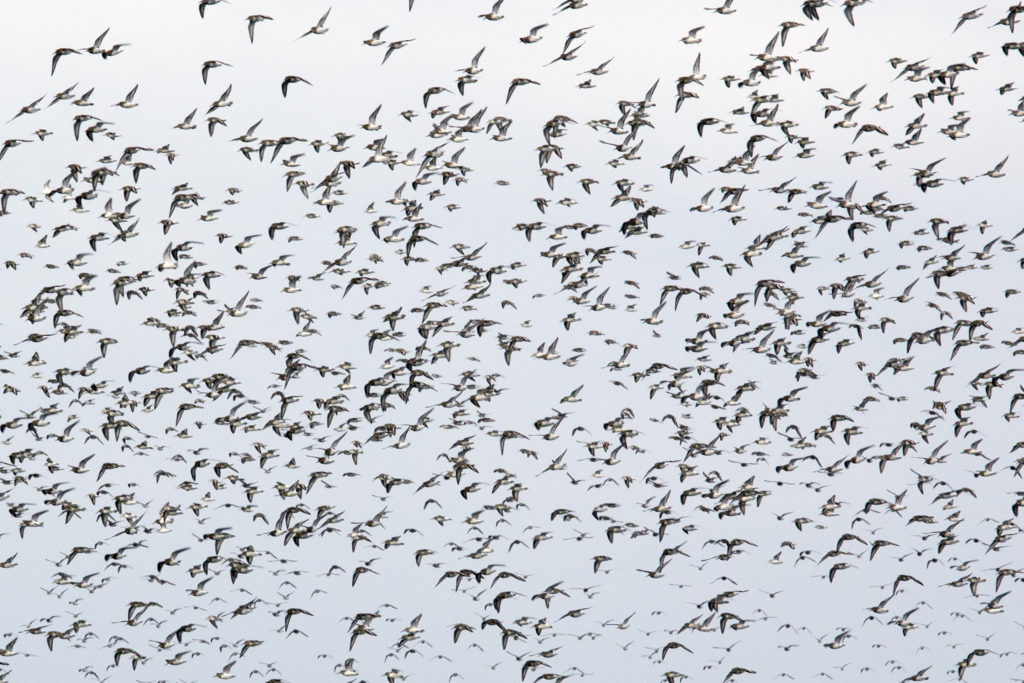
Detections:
[198, 0, 226, 18]
[51, 47, 79, 75]
[83, 27, 110, 55]
[364, 26, 389, 47]
[954, 6, 986, 32]
[281, 75, 312, 97]
[506, 78, 539, 103]
[479, 0, 504, 21]
[520, 24, 548, 43]
[382, 39, 415, 64]
[682, 26, 706, 45]
[246, 15, 273, 43]
[298, 8, 332, 39]
[201, 60, 231, 84]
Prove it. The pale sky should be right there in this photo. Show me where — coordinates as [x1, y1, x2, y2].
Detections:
[1, 1, 1023, 682]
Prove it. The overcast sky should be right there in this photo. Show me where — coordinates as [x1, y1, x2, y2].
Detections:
[1, 1, 1023, 682]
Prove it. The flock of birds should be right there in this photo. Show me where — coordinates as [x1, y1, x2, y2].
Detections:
[3, 0, 1024, 680]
